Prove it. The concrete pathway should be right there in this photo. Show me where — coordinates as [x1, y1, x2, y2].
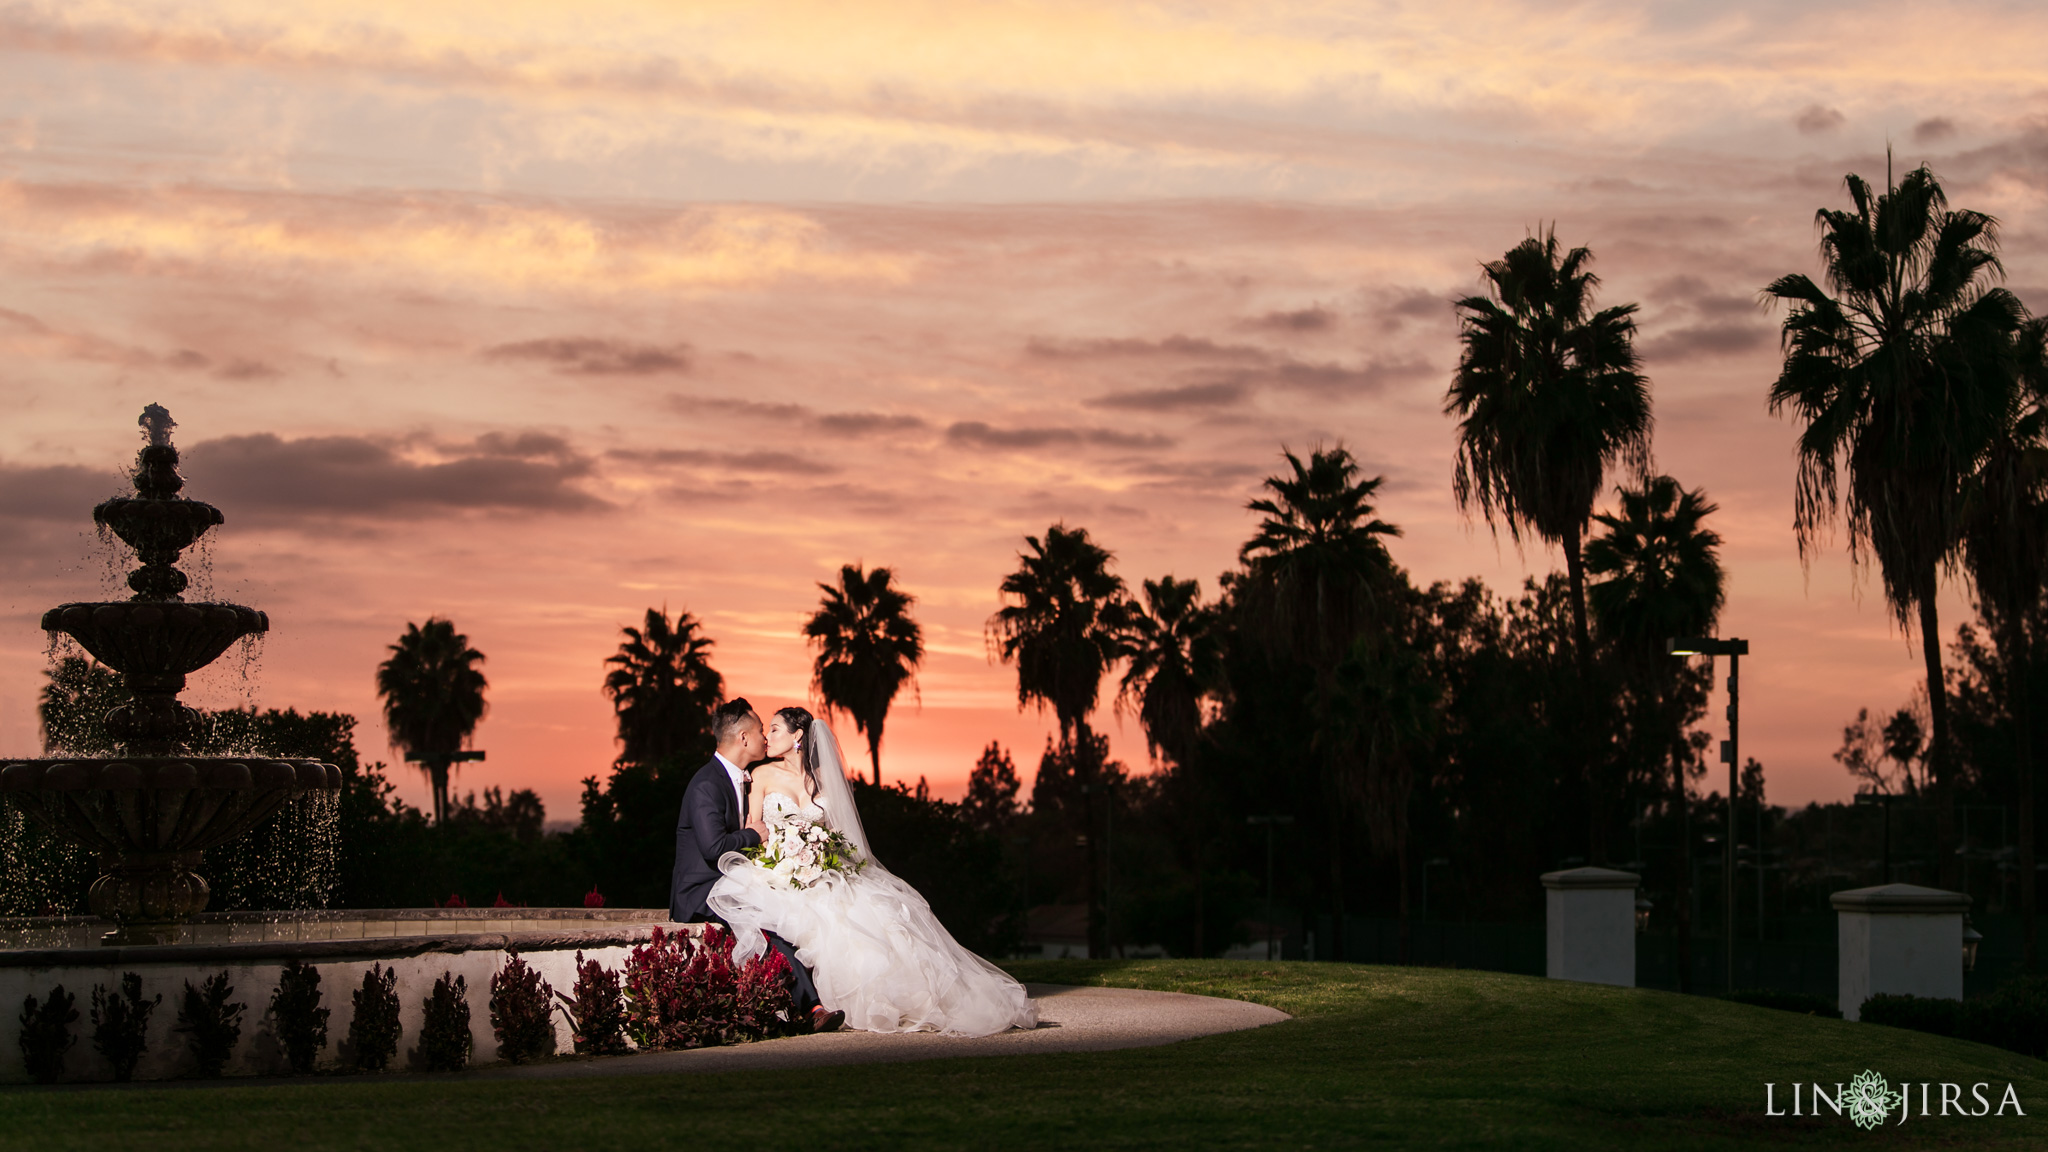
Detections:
[476, 984, 1289, 1079]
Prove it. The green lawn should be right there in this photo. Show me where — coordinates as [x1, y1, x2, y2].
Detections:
[4, 959, 2043, 1150]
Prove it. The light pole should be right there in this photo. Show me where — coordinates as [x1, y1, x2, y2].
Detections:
[1669, 636, 1747, 992]
[1248, 814, 1294, 960]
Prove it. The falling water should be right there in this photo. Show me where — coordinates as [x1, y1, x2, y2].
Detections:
[202, 791, 341, 911]
[0, 806, 91, 917]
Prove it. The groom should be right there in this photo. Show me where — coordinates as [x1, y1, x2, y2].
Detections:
[669, 697, 845, 1033]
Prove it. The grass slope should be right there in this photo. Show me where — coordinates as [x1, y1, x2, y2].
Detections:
[1, 959, 2041, 1150]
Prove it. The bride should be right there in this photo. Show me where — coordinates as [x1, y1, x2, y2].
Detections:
[707, 706, 1038, 1036]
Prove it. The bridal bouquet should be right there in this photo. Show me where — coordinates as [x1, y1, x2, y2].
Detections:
[743, 816, 865, 890]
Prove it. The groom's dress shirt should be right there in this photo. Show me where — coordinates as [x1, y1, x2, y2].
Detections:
[716, 751, 748, 823]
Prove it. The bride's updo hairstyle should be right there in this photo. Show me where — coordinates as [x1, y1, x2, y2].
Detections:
[775, 705, 821, 800]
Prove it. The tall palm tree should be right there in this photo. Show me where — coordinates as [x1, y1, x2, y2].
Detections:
[1958, 316, 2048, 969]
[804, 564, 924, 786]
[988, 523, 1128, 958]
[603, 607, 724, 769]
[987, 525, 1129, 736]
[1118, 575, 1225, 956]
[1766, 161, 2034, 887]
[1585, 475, 1726, 992]
[1448, 229, 1652, 681]
[376, 618, 488, 824]
[1238, 445, 1402, 960]
[1237, 446, 1402, 673]
[1115, 576, 1222, 768]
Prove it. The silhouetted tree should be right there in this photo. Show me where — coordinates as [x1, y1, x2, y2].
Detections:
[1587, 474, 1724, 989]
[1767, 160, 2034, 886]
[989, 525, 1128, 958]
[375, 618, 488, 824]
[805, 564, 924, 786]
[603, 607, 723, 769]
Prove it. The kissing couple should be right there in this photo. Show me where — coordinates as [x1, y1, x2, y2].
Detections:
[668, 699, 1038, 1036]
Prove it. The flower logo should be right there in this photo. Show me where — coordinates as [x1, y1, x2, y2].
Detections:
[1846, 1070, 1903, 1131]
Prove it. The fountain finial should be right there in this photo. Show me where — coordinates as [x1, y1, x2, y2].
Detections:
[140, 403, 176, 447]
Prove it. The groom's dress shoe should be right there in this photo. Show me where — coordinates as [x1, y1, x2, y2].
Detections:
[811, 1007, 846, 1034]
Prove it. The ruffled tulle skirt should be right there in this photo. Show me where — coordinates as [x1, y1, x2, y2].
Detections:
[708, 854, 1038, 1036]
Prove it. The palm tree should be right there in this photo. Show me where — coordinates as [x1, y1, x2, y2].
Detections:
[804, 564, 924, 786]
[1585, 475, 1726, 991]
[1118, 575, 1225, 956]
[987, 525, 1129, 736]
[1238, 445, 1402, 960]
[1448, 229, 1652, 680]
[376, 618, 488, 824]
[1766, 161, 2034, 887]
[602, 607, 725, 769]
[1115, 576, 1222, 768]
[1958, 316, 2048, 969]
[988, 524, 1128, 958]
[1322, 630, 1439, 963]
[1237, 446, 1402, 673]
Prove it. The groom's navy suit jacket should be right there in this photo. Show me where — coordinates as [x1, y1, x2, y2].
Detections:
[669, 756, 763, 923]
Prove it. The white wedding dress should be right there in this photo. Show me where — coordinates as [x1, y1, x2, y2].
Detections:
[707, 723, 1038, 1037]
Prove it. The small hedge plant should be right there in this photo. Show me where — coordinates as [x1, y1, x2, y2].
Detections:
[271, 960, 330, 1074]
[173, 970, 245, 1078]
[347, 964, 402, 1072]
[557, 950, 629, 1056]
[488, 953, 556, 1064]
[418, 971, 472, 1072]
[90, 973, 161, 1082]
[18, 984, 79, 1084]
[1861, 976, 2048, 1058]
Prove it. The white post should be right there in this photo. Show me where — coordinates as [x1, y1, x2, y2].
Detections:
[1542, 866, 1639, 987]
[1832, 884, 1969, 1021]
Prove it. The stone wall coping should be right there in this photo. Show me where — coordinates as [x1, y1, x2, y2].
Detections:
[1540, 866, 1641, 890]
[0, 907, 670, 929]
[1829, 883, 1972, 913]
[0, 923, 707, 969]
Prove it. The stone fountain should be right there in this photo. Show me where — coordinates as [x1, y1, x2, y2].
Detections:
[0, 409, 679, 1083]
[0, 405, 341, 945]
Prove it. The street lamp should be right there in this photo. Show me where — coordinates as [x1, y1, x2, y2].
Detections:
[1669, 636, 1748, 992]
[1247, 814, 1295, 960]
[1636, 897, 1653, 935]
[1964, 917, 1983, 974]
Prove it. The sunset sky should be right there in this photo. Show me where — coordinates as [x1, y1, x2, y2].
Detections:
[2, 1, 2045, 822]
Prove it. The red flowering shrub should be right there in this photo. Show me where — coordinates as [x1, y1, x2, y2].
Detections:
[440, 894, 467, 909]
[556, 951, 628, 1055]
[622, 925, 796, 1051]
[582, 887, 606, 909]
[492, 893, 515, 909]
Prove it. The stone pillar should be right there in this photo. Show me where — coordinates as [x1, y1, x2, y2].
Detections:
[1542, 866, 1639, 987]
[1832, 883, 1970, 1022]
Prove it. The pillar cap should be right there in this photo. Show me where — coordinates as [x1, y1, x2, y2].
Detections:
[1541, 866, 1640, 890]
[1830, 883, 1971, 914]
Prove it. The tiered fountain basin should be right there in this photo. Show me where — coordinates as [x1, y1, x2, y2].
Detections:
[0, 909, 709, 1082]
[0, 757, 343, 944]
